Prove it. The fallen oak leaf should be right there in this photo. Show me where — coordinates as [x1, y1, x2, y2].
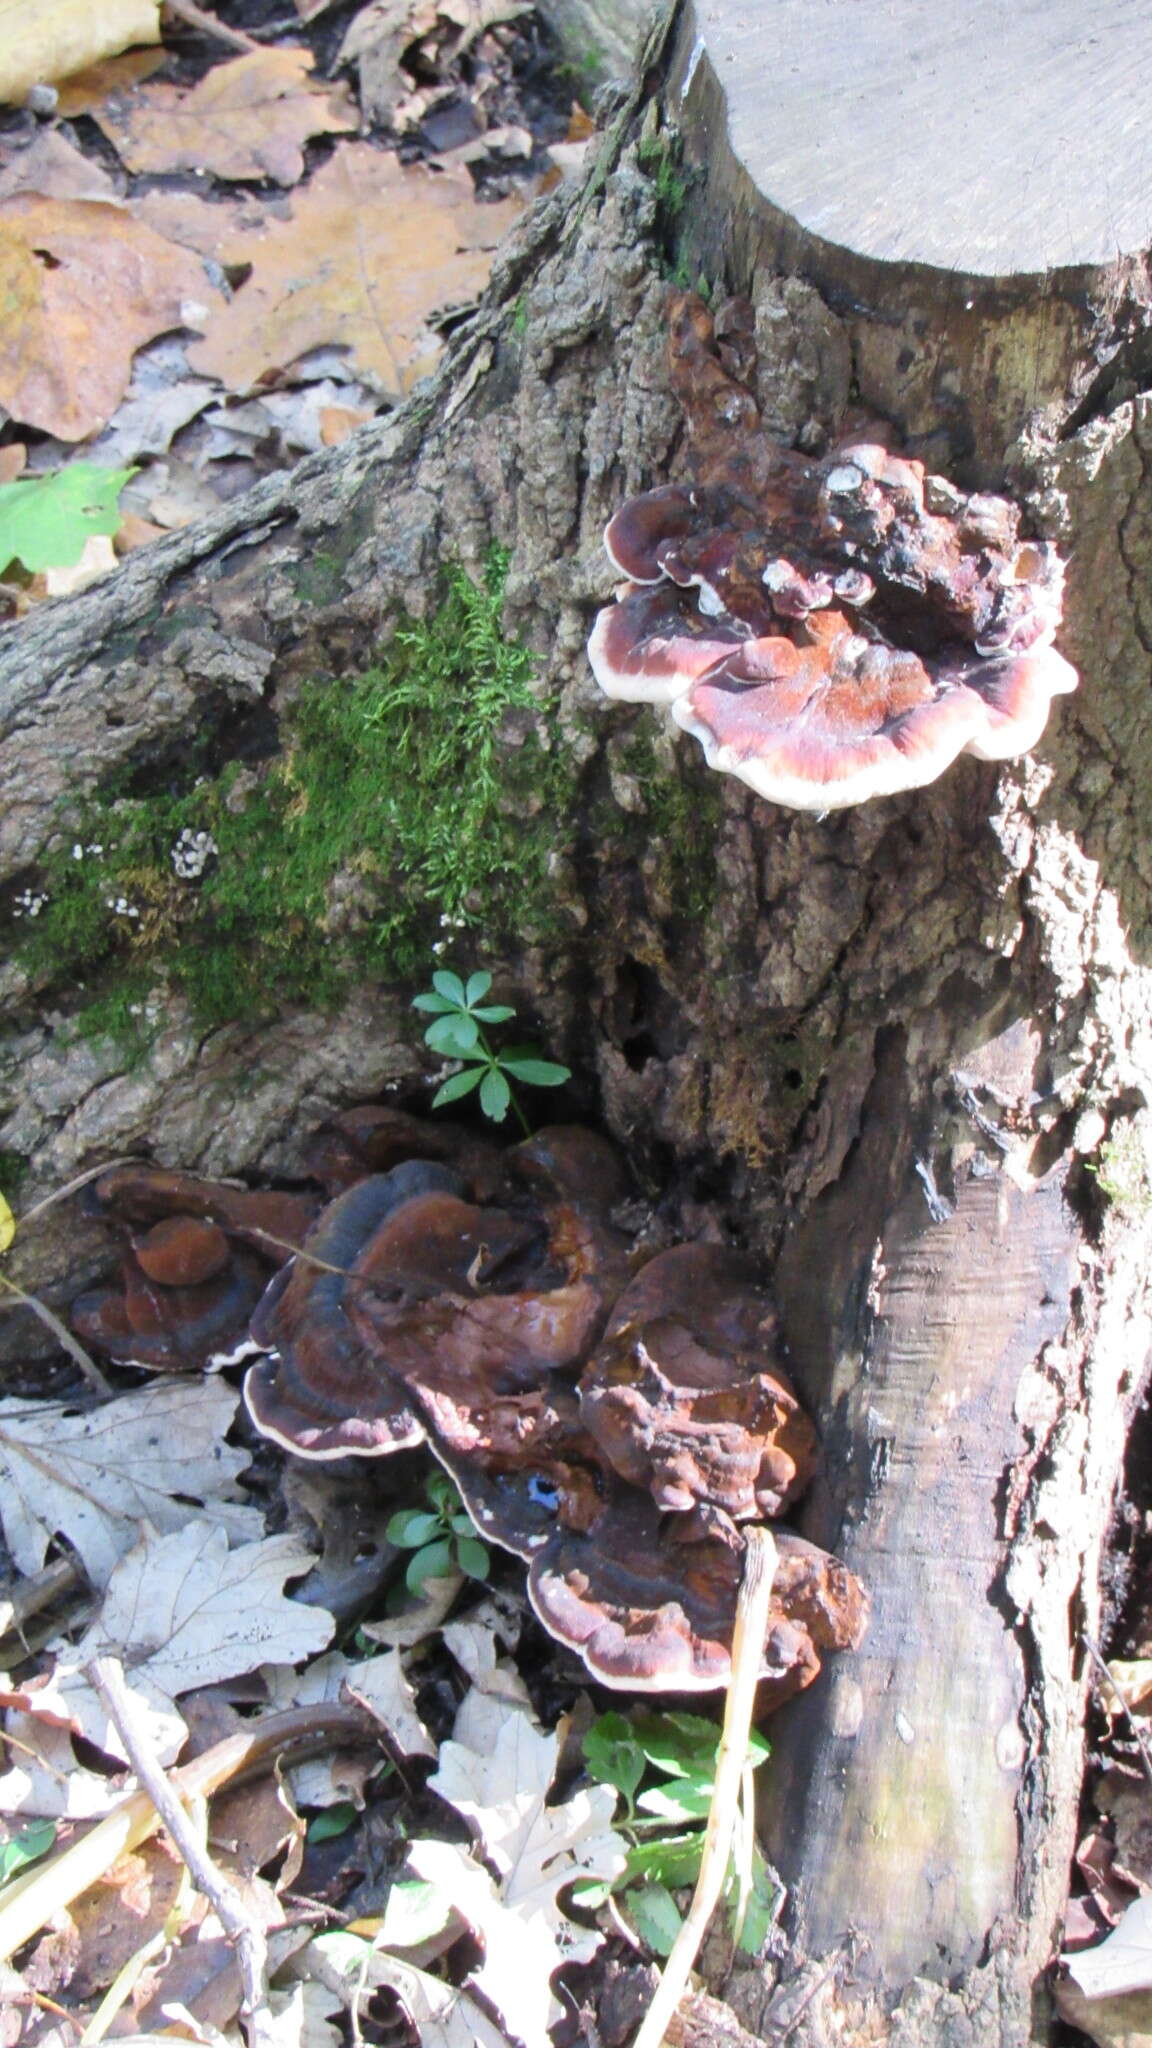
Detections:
[0, 1378, 262, 1587]
[0, 195, 213, 439]
[93, 45, 357, 188]
[186, 141, 524, 402]
[291, 1931, 513, 2048]
[0, 1522, 335, 1815]
[424, 1690, 626, 2044]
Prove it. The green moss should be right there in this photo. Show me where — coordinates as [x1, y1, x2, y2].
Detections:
[1091, 1121, 1152, 1215]
[10, 554, 574, 1037]
[0, 1148, 28, 1202]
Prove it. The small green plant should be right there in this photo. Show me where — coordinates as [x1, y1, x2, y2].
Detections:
[0, 1819, 56, 1886]
[577, 1709, 776, 1957]
[387, 1469, 491, 1592]
[0, 464, 134, 577]
[413, 967, 570, 1134]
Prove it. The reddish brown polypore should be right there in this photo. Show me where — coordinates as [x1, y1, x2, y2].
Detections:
[588, 292, 1076, 811]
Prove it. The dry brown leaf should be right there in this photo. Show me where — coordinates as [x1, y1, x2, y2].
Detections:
[0, 195, 212, 439]
[187, 141, 522, 399]
[93, 45, 358, 187]
[33, 532, 117, 597]
[54, 44, 166, 116]
[131, 186, 274, 262]
[0, 127, 120, 203]
[0, 0, 160, 106]
[319, 403, 374, 444]
[0, 445, 26, 483]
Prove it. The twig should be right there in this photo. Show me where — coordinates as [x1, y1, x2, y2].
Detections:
[633, 1526, 779, 2048]
[87, 1653, 276, 2048]
[0, 1274, 112, 1396]
[0, 1555, 85, 1642]
[0, 1700, 374, 1964]
[162, 0, 262, 51]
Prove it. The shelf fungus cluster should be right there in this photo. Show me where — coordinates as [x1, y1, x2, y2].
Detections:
[587, 291, 1077, 812]
[74, 1109, 868, 1700]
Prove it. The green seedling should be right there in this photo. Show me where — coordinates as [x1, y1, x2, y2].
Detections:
[386, 1468, 491, 1593]
[413, 966, 570, 1134]
[577, 1708, 777, 1957]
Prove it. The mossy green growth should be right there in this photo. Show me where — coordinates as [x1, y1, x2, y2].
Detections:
[607, 728, 724, 921]
[12, 554, 572, 1035]
[1090, 1120, 1152, 1216]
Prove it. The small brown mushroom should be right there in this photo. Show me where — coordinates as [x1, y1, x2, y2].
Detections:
[71, 1242, 271, 1372]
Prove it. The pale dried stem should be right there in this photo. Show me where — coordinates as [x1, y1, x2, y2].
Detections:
[632, 1525, 779, 2048]
[162, 0, 262, 51]
[86, 1652, 276, 2048]
[0, 1275, 112, 1396]
[0, 1701, 373, 1965]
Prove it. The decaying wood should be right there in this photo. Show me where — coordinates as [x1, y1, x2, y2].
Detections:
[2, 5, 1152, 2042]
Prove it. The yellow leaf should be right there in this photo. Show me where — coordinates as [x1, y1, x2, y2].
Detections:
[0, 0, 160, 106]
[0, 1193, 15, 1254]
[188, 142, 524, 401]
[0, 196, 212, 440]
[93, 45, 357, 188]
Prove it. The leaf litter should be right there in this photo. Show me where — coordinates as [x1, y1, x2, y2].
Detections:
[0, 0, 579, 602]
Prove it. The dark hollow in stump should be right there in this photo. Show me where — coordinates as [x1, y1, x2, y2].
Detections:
[2, 7, 1152, 2043]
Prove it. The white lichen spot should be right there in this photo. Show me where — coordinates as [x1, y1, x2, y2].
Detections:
[171, 828, 219, 880]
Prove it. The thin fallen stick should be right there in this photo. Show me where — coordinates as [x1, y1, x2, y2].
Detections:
[0, 1555, 85, 1642]
[162, 0, 262, 51]
[632, 1525, 779, 2048]
[0, 1700, 373, 1965]
[87, 1653, 277, 2048]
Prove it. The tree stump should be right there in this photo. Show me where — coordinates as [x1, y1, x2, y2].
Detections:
[2, 8, 1151, 2042]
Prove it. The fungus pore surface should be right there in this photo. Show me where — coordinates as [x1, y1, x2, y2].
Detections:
[587, 290, 1076, 812]
[74, 1113, 868, 1698]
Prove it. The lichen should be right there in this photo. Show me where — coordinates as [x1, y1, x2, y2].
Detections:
[8, 553, 578, 1040]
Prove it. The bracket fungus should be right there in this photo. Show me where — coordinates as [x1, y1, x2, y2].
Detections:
[74, 1115, 868, 1699]
[588, 292, 1076, 812]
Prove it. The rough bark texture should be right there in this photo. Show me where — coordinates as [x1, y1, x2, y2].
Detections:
[2, 9, 1152, 2043]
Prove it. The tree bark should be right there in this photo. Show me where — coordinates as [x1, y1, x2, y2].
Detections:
[2, 7, 1152, 2042]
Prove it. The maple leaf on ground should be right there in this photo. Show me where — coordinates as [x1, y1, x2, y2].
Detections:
[0, 1522, 334, 1816]
[94, 45, 357, 187]
[0, 0, 159, 105]
[0, 195, 212, 439]
[187, 141, 524, 402]
[0, 1378, 262, 1587]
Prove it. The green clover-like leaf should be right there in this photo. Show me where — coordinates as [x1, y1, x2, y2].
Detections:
[455, 1535, 490, 1580]
[464, 970, 493, 1005]
[499, 1058, 571, 1087]
[431, 969, 467, 1005]
[424, 1014, 481, 1056]
[406, 1537, 455, 1590]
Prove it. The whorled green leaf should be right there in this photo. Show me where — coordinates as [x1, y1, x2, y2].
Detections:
[431, 1066, 484, 1108]
[464, 970, 493, 1005]
[624, 1880, 684, 1956]
[583, 1712, 647, 1805]
[479, 1067, 511, 1121]
[455, 1535, 490, 1580]
[424, 1013, 481, 1056]
[387, 1508, 443, 1549]
[0, 1818, 56, 1884]
[499, 1057, 571, 1087]
[431, 969, 467, 1006]
[406, 1537, 455, 1590]
[0, 464, 135, 575]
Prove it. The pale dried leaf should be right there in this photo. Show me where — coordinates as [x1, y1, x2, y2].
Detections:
[131, 187, 273, 262]
[358, 1566, 463, 1648]
[94, 46, 357, 187]
[0, 195, 212, 439]
[34, 532, 118, 597]
[0, 1379, 262, 1586]
[0, 1523, 334, 1814]
[186, 141, 523, 401]
[296, 1933, 513, 2048]
[75, 335, 220, 468]
[0, 0, 160, 105]
[1107, 1662, 1152, 1718]
[261, 1646, 433, 1807]
[442, 1603, 532, 1711]
[0, 127, 119, 203]
[1067, 1896, 1152, 1999]
[55, 45, 166, 116]
[422, 1696, 627, 2041]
